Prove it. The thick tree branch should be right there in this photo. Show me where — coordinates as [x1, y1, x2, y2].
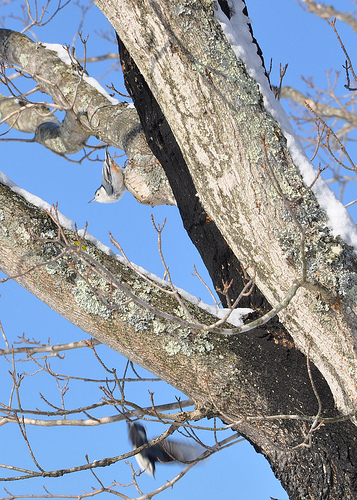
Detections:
[117, 36, 272, 314]
[0, 29, 174, 206]
[93, 0, 357, 419]
[0, 180, 356, 498]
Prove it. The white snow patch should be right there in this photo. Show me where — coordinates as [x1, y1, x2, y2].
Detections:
[0, 170, 73, 229]
[194, 303, 253, 327]
[43, 43, 120, 105]
[215, 0, 357, 251]
[43, 43, 73, 66]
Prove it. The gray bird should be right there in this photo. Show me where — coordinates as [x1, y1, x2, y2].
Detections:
[89, 148, 126, 203]
[128, 421, 202, 477]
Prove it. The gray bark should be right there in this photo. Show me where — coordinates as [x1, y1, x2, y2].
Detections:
[92, 0, 357, 418]
[0, 30, 174, 206]
[1, 1, 357, 497]
[0, 177, 356, 500]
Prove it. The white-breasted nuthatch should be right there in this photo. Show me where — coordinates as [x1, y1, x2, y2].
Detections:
[89, 148, 126, 203]
[128, 421, 202, 477]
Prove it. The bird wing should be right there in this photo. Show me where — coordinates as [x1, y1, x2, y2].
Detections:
[101, 148, 114, 195]
[128, 422, 148, 448]
[155, 439, 202, 464]
[127, 422, 203, 474]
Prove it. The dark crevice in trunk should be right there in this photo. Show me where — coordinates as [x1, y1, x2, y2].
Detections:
[115, 34, 357, 500]
[117, 34, 274, 320]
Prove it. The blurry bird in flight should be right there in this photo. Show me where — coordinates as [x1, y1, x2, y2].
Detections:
[128, 421, 203, 477]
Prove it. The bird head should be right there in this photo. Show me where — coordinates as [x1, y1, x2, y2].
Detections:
[88, 185, 112, 203]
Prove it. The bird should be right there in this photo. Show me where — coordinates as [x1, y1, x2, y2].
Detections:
[127, 421, 202, 477]
[89, 148, 126, 203]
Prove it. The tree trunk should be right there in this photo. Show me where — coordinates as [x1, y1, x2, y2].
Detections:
[116, 24, 357, 500]
[1, 181, 357, 499]
[93, 0, 357, 418]
[0, 0, 357, 497]
[117, 34, 271, 314]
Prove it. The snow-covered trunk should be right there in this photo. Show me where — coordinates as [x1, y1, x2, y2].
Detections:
[94, 0, 357, 416]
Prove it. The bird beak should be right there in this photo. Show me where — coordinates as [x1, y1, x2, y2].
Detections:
[88, 198, 95, 203]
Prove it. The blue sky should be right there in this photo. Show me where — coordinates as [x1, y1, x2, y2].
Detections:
[0, 1, 355, 499]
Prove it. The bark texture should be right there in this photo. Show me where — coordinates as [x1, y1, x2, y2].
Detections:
[116, 33, 357, 500]
[0, 0, 357, 498]
[0, 182, 357, 499]
[118, 35, 270, 314]
[93, 0, 357, 419]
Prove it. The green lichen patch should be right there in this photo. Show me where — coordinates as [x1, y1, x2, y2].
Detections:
[164, 328, 214, 356]
[73, 277, 112, 320]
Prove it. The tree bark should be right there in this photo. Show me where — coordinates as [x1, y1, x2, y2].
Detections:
[0, 0, 357, 497]
[93, 0, 357, 419]
[117, 34, 271, 314]
[1, 179, 357, 500]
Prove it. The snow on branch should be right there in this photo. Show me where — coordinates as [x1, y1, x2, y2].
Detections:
[0, 29, 175, 206]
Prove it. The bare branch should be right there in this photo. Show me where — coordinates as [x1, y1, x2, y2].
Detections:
[297, 0, 357, 33]
[0, 338, 102, 357]
[327, 18, 357, 89]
